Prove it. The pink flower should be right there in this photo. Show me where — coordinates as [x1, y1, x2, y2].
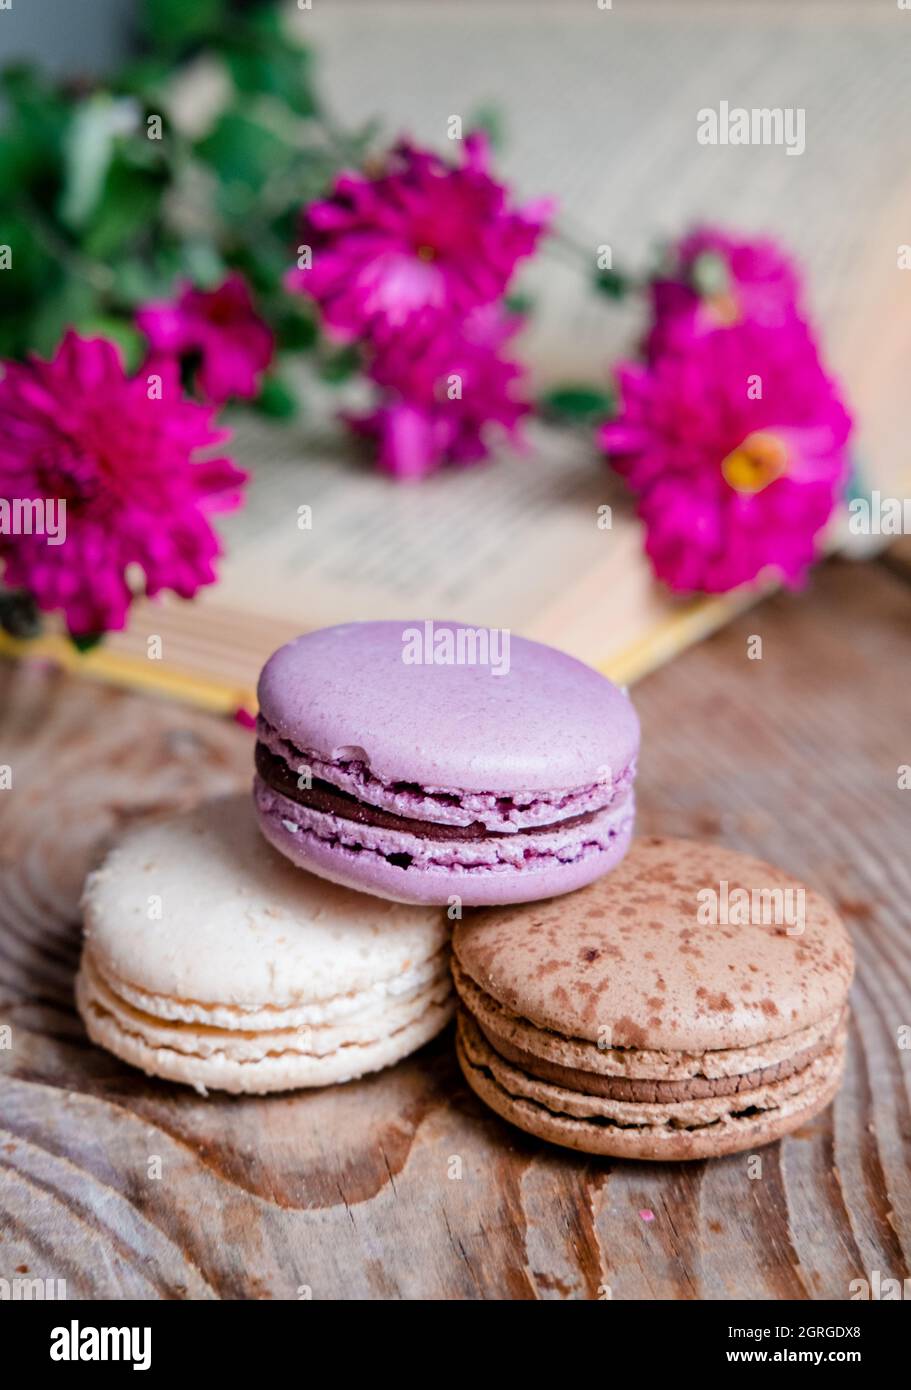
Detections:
[0, 332, 247, 635]
[137, 273, 274, 403]
[287, 135, 552, 340]
[348, 310, 529, 480]
[602, 317, 852, 592]
[648, 228, 802, 359]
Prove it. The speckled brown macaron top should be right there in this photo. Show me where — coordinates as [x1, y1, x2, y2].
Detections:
[453, 836, 853, 1054]
[452, 837, 854, 1160]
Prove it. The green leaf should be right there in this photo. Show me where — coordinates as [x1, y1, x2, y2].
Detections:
[469, 105, 504, 151]
[28, 276, 98, 358]
[70, 632, 104, 653]
[1, 64, 61, 127]
[204, 3, 322, 116]
[143, 0, 224, 55]
[274, 306, 317, 352]
[224, 40, 318, 118]
[319, 344, 361, 383]
[82, 158, 167, 259]
[0, 128, 39, 199]
[0, 64, 44, 107]
[115, 57, 174, 101]
[0, 211, 75, 357]
[539, 385, 615, 424]
[0, 65, 69, 188]
[254, 373, 299, 420]
[196, 109, 292, 193]
[0, 211, 59, 310]
[503, 291, 535, 317]
[0, 320, 25, 360]
[593, 267, 631, 300]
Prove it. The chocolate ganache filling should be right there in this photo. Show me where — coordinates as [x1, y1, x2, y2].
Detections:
[473, 1015, 837, 1102]
[255, 742, 602, 842]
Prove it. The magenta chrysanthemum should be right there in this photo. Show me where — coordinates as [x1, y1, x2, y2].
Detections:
[287, 134, 552, 340]
[0, 332, 247, 635]
[647, 227, 802, 359]
[349, 310, 529, 480]
[602, 316, 852, 592]
[137, 272, 274, 403]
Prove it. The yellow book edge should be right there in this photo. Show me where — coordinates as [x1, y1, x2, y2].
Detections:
[0, 585, 767, 716]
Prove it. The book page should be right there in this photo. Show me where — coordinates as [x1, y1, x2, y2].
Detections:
[211, 408, 636, 637]
[100, 402, 662, 695]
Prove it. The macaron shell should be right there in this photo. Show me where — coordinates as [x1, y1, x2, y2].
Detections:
[453, 837, 854, 1052]
[81, 794, 448, 1010]
[81, 947, 451, 1046]
[254, 778, 635, 906]
[452, 956, 842, 1082]
[256, 621, 640, 794]
[456, 1009, 846, 1161]
[76, 794, 454, 1094]
[78, 965, 453, 1095]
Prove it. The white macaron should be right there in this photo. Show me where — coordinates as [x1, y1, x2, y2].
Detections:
[76, 794, 452, 1095]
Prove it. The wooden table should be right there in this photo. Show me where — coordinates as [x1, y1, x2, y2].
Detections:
[1, 556, 909, 1300]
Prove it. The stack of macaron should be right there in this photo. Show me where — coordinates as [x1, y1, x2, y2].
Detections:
[77, 796, 452, 1095]
[251, 620, 638, 905]
[76, 620, 853, 1159]
[452, 838, 853, 1160]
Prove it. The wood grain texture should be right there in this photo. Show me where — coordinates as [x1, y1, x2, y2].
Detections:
[0, 557, 909, 1301]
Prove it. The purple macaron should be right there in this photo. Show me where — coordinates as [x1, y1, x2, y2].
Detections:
[253, 621, 639, 906]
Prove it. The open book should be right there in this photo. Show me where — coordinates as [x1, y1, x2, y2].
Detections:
[0, 406, 760, 712]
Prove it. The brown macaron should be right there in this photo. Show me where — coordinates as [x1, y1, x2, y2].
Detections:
[453, 837, 854, 1161]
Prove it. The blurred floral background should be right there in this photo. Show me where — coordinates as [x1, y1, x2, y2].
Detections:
[1, 0, 906, 648]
